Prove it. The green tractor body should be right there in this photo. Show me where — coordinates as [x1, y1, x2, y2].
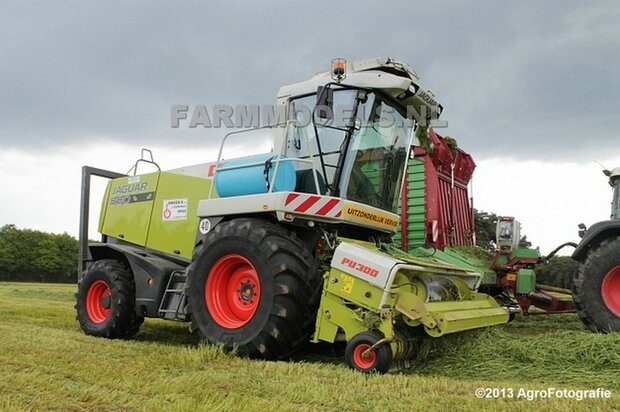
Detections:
[78, 58, 508, 373]
[571, 167, 620, 332]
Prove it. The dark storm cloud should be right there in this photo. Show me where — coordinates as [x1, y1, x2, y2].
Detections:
[1, 0, 618, 160]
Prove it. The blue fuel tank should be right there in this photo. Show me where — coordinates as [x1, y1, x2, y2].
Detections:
[214, 153, 297, 197]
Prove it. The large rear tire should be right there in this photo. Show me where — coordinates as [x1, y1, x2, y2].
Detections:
[186, 218, 321, 359]
[572, 236, 620, 332]
[75, 259, 144, 338]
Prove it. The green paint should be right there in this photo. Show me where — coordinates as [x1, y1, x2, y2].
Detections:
[516, 269, 536, 294]
[100, 173, 160, 246]
[146, 172, 214, 259]
[394, 159, 426, 248]
[611, 175, 620, 220]
[99, 171, 213, 259]
[512, 247, 541, 259]
[313, 240, 509, 346]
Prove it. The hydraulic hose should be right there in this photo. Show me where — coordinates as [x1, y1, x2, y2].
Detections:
[542, 242, 578, 262]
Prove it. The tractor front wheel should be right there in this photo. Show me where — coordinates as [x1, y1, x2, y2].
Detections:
[573, 236, 620, 332]
[186, 218, 321, 359]
[75, 259, 144, 338]
[345, 331, 393, 374]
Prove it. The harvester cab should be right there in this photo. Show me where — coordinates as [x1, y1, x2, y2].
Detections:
[200, 57, 438, 239]
[77, 57, 509, 374]
[496, 217, 521, 251]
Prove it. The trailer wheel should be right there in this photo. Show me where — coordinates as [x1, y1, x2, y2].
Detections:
[573, 236, 620, 332]
[186, 218, 321, 359]
[75, 259, 144, 338]
[345, 331, 392, 374]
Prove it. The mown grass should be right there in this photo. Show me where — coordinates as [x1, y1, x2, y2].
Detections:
[0, 282, 618, 411]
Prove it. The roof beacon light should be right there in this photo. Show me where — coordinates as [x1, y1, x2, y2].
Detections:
[331, 58, 346, 82]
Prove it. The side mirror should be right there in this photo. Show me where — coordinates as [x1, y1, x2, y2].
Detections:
[578, 223, 587, 238]
[316, 86, 333, 120]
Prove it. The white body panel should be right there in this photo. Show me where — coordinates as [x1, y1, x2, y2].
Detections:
[332, 242, 483, 307]
[196, 191, 400, 233]
[332, 242, 405, 289]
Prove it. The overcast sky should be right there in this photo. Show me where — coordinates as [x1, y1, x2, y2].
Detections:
[1, 1, 619, 254]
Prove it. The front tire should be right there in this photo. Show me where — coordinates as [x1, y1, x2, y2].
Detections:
[186, 218, 321, 359]
[573, 236, 620, 332]
[75, 259, 144, 338]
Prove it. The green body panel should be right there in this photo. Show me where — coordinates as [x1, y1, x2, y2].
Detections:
[422, 297, 508, 336]
[427, 247, 497, 285]
[324, 268, 392, 311]
[146, 172, 213, 259]
[516, 268, 536, 294]
[313, 240, 509, 345]
[382, 244, 496, 285]
[100, 171, 213, 259]
[512, 247, 541, 259]
[100, 173, 160, 245]
[611, 176, 619, 219]
[313, 275, 395, 344]
[98, 179, 112, 233]
[394, 159, 426, 248]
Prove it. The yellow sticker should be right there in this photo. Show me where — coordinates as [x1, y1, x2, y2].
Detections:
[342, 203, 399, 230]
[506, 273, 517, 281]
[340, 273, 354, 294]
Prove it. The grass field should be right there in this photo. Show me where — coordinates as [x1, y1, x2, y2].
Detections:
[0, 282, 619, 411]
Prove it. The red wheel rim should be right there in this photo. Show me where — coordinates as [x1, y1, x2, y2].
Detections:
[205, 254, 261, 329]
[602, 266, 620, 317]
[86, 280, 111, 324]
[352, 343, 376, 370]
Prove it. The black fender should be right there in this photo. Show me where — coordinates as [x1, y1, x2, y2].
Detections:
[88, 243, 186, 317]
[572, 220, 620, 261]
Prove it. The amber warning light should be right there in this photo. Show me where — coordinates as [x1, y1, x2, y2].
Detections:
[331, 58, 346, 81]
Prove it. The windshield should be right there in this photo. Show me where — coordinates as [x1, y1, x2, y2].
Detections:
[286, 89, 412, 213]
[340, 96, 411, 212]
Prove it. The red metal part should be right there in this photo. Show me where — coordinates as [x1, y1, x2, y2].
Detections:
[515, 294, 575, 315]
[414, 129, 476, 250]
[427, 128, 476, 185]
[352, 343, 376, 369]
[492, 251, 575, 315]
[490, 251, 540, 273]
[602, 265, 620, 316]
[205, 254, 261, 329]
[86, 280, 111, 324]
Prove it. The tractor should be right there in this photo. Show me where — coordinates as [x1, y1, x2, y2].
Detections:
[76, 57, 509, 373]
[571, 166, 620, 332]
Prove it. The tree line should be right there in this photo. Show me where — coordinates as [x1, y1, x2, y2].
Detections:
[0, 210, 578, 286]
[0, 224, 78, 283]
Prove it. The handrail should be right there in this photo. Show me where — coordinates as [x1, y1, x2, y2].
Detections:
[207, 120, 324, 199]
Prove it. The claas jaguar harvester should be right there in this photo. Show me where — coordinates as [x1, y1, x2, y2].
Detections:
[77, 57, 508, 373]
